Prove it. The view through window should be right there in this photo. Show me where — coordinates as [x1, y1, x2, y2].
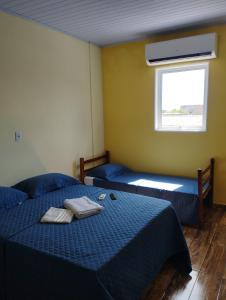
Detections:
[155, 63, 209, 132]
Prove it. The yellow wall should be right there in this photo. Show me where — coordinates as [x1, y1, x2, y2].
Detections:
[102, 24, 226, 205]
[0, 11, 104, 185]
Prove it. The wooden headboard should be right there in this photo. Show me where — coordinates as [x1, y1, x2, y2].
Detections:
[80, 151, 110, 183]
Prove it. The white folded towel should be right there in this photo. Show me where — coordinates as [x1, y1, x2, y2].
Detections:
[64, 196, 104, 219]
[40, 207, 74, 224]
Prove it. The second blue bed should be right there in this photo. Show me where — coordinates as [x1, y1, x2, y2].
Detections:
[86, 165, 201, 225]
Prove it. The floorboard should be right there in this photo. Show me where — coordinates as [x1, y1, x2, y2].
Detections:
[141, 262, 175, 300]
[218, 279, 226, 300]
[189, 271, 222, 300]
[142, 205, 226, 300]
[162, 271, 198, 300]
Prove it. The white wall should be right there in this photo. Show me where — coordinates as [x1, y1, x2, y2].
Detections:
[0, 11, 104, 185]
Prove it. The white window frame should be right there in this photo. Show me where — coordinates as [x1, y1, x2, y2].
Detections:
[154, 62, 209, 132]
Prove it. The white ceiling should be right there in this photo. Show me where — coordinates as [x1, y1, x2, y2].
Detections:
[0, 0, 226, 46]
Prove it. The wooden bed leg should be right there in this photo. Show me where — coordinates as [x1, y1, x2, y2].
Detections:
[209, 158, 215, 207]
[80, 157, 85, 183]
[197, 168, 203, 227]
[106, 150, 110, 163]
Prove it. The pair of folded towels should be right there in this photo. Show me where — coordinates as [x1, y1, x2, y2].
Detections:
[41, 196, 104, 224]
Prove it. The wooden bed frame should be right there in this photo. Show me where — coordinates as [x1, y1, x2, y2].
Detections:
[80, 151, 214, 225]
[80, 151, 110, 183]
[197, 158, 215, 224]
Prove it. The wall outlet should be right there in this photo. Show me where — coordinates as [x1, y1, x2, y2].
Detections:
[15, 131, 22, 142]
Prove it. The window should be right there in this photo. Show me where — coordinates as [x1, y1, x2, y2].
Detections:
[155, 63, 209, 132]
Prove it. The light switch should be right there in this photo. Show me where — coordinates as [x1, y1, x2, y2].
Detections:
[15, 131, 22, 142]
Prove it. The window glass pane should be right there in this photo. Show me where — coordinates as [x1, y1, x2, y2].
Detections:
[161, 68, 205, 130]
[155, 64, 208, 132]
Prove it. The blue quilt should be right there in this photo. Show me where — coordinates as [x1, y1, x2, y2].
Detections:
[0, 184, 102, 299]
[92, 171, 199, 225]
[1, 185, 191, 300]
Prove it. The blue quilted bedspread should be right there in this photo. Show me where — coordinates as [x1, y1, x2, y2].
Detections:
[0, 184, 102, 299]
[93, 171, 200, 225]
[1, 184, 191, 300]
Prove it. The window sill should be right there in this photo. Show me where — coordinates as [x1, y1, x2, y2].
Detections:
[155, 128, 207, 132]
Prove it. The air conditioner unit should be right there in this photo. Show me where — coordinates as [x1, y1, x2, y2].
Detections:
[145, 33, 217, 66]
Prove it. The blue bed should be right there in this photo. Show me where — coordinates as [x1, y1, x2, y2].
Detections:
[80, 152, 214, 226]
[0, 184, 102, 299]
[88, 171, 200, 225]
[0, 178, 191, 300]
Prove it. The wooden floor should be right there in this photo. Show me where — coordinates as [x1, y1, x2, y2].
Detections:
[142, 205, 226, 300]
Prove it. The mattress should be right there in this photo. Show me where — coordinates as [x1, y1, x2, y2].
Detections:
[90, 171, 199, 225]
[1, 184, 191, 300]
